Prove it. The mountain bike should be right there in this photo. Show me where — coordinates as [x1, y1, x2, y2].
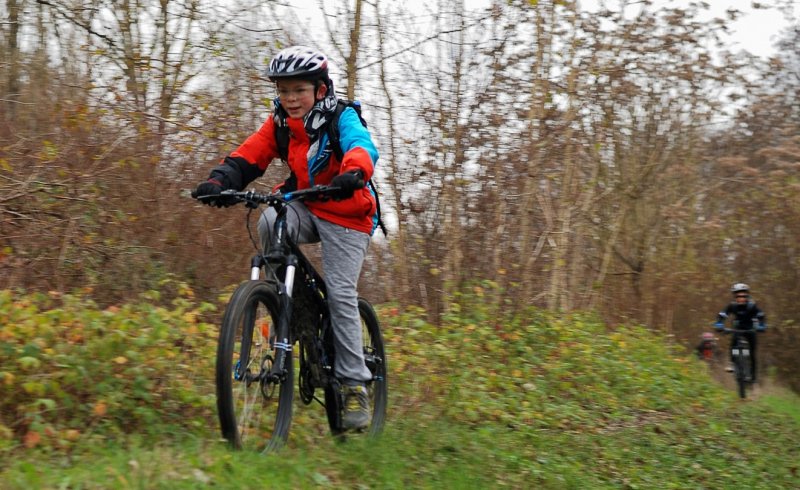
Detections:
[194, 186, 388, 452]
[719, 327, 755, 399]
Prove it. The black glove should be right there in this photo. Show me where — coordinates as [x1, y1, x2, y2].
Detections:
[330, 170, 365, 200]
[192, 180, 236, 207]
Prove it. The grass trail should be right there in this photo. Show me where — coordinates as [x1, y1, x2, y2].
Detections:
[1, 290, 798, 488]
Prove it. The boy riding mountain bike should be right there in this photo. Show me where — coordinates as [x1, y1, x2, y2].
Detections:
[193, 45, 379, 431]
[714, 283, 767, 382]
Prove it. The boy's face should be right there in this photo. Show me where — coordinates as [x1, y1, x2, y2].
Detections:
[276, 79, 326, 119]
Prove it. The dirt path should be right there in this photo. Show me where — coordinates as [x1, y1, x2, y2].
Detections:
[708, 361, 782, 401]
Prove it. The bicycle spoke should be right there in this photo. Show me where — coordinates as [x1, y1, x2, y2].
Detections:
[217, 282, 293, 451]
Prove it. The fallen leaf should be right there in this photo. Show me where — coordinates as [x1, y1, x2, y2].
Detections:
[23, 430, 41, 448]
[93, 402, 108, 417]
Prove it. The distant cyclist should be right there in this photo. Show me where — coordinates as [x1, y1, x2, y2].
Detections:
[714, 283, 767, 381]
[695, 332, 720, 361]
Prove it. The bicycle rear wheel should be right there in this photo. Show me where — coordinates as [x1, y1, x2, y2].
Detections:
[359, 298, 388, 436]
[216, 281, 294, 451]
[322, 299, 388, 437]
[325, 298, 389, 436]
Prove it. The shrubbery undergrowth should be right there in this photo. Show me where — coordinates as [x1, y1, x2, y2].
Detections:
[383, 288, 727, 433]
[0, 282, 218, 453]
[1, 283, 798, 488]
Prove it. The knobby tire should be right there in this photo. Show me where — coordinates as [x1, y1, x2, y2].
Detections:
[360, 298, 388, 437]
[735, 352, 749, 399]
[216, 280, 294, 452]
[322, 298, 388, 438]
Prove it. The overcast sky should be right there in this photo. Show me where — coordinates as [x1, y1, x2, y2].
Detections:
[454, 0, 795, 58]
[579, 0, 795, 58]
[302, 1, 796, 59]
[680, 0, 793, 58]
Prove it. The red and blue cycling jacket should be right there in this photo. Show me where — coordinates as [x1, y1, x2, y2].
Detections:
[208, 106, 380, 235]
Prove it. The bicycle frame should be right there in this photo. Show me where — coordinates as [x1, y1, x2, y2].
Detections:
[720, 327, 756, 398]
[730, 335, 750, 358]
[721, 328, 754, 362]
[228, 189, 334, 389]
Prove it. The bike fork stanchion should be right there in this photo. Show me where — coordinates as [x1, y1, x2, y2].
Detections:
[250, 255, 265, 281]
[284, 256, 298, 298]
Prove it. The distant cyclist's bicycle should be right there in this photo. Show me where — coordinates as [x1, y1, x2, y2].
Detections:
[193, 186, 388, 452]
[719, 327, 756, 399]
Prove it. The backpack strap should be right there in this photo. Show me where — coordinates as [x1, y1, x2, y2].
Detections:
[275, 123, 290, 162]
[367, 179, 388, 236]
[328, 100, 364, 161]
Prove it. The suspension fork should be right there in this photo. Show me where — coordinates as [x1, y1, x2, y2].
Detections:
[268, 254, 298, 382]
[261, 208, 301, 382]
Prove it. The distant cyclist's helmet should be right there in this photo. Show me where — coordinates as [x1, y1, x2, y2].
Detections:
[267, 46, 328, 81]
[702, 332, 714, 341]
[731, 283, 750, 294]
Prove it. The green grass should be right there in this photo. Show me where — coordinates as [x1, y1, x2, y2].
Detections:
[3, 399, 798, 489]
[1, 288, 799, 489]
[757, 392, 800, 425]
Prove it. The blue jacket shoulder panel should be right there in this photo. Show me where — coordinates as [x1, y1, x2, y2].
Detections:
[337, 106, 379, 166]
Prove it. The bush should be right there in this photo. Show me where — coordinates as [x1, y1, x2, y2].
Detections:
[0, 282, 219, 452]
[381, 295, 727, 433]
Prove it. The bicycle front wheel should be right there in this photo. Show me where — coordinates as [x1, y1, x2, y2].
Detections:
[742, 352, 753, 391]
[734, 355, 747, 399]
[216, 281, 293, 451]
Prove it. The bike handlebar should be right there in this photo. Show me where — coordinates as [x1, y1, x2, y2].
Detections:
[193, 185, 342, 207]
[717, 327, 763, 334]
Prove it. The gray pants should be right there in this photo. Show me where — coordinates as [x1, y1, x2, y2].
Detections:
[257, 202, 372, 384]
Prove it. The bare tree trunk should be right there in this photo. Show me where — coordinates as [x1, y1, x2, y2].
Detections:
[547, 12, 583, 310]
[4, 0, 21, 118]
[345, 0, 363, 100]
[441, 0, 466, 307]
[589, 207, 627, 310]
[116, 0, 144, 112]
[491, 192, 508, 311]
[374, 0, 410, 303]
[519, 2, 552, 307]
